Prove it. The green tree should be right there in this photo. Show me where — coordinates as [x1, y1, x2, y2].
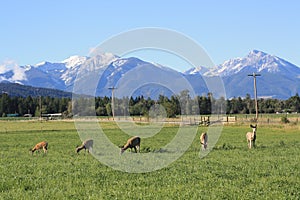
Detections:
[106, 103, 112, 116]
[286, 94, 300, 113]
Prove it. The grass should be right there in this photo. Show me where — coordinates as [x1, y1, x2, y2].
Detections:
[0, 120, 299, 199]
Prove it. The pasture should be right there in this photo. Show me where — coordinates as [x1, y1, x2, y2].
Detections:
[0, 120, 299, 199]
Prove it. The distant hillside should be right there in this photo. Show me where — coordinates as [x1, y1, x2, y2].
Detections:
[0, 82, 72, 98]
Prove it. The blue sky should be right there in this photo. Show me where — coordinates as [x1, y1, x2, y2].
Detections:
[0, 0, 299, 72]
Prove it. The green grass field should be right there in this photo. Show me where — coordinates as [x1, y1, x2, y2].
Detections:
[0, 120, 299, 199]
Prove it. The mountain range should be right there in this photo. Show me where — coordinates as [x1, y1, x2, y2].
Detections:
[1, 50, 300, 99]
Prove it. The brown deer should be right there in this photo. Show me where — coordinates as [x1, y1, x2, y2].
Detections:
[200, 132, 208, 150]
[76, 139, 94, 154]
[30, 141, 48, 155]
[120, 136, 141, 154]
[246, 124, 257, 149]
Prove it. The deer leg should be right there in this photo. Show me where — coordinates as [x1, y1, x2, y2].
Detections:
[43, 146, 48, 154]
[87, 147, 92, 153]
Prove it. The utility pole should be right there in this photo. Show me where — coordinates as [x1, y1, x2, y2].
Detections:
[39, 95, 42, 120]
[108, 87, 117, 120]
[248, 73, 261, 122]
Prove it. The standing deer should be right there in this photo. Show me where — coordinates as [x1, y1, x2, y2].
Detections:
[120, 136, 141, 154]
[30, 141, 48, 155]
[246, 124, 257, 149]
[200, 132, 208, 150]
[76, 139, 94, 154]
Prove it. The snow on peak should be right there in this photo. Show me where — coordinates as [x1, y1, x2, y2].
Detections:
[62, 55, 88, 69]
[112, 58, 128, 67]
[35, 61, 48, 67]
[183, 66, 208, 75]
[205, 50, 292, 77]
[85, 52, 119, 68]
[246, 50, 284, 72]
[249, 49, 267, 57]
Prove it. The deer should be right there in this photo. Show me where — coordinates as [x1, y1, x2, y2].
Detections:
[200, 132, 208, 150]
[30, 141, 48, 155]
[76, 139, 94, 154]
[120, 136, 141, 154]
[246, 124, 257, 149]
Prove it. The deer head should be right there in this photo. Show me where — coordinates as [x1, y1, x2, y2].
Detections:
[250, 124, 257, 134]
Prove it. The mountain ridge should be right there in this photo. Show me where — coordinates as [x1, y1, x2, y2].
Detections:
[0, 82, 72, 98]
[1, 50, 300, 99]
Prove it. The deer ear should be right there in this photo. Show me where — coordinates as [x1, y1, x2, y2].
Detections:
[250, 124, 253, 128]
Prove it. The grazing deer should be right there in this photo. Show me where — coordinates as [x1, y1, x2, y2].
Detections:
[200, 132, 208, 150]
[246, 124, 257, 149]
[30, 141, 48, 155]
[120, 136, 141, 154]
[76, 139, 93, 154]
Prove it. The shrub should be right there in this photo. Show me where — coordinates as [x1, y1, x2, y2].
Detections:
[281, 116, 290, 124]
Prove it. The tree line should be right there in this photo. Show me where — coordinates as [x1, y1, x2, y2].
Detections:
[1, 91, 300, 118]
[0, 93, 72, 118]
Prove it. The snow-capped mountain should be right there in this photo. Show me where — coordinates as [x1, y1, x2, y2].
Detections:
[203, 50, 300, 77]
[222, 50, 300, 99]
[181, 50, 300, 99]
[61, 53, 118, 87]
[72, 56, 199, 98]
[0, 53, 118, 91]
[1, 50, 300, 99]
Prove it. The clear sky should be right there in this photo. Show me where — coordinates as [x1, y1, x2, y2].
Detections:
[0, 0, 299, 72]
